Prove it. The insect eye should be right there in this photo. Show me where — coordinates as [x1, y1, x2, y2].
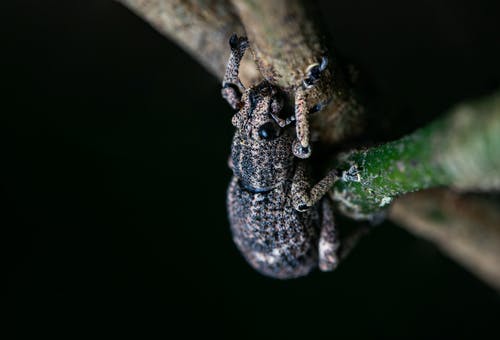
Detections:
[258, 122, 280, 140]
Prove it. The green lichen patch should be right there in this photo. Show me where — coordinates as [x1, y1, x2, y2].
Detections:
[332, 90, 500, 220]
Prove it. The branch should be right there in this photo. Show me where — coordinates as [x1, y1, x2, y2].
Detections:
[230, 0, 364, 144]
[118, 0, 364, 144]
[117, 0, 260, 85]
[390, 189, 500, 291]
[333, 90, 500, 219]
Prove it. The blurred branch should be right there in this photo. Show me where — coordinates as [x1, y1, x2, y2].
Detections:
[390, 189, 500, 291]
[117, 0, 260, 85]
[333, 90, 500, 219]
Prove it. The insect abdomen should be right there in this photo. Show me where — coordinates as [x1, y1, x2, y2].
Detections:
[227, 177, 319, 279]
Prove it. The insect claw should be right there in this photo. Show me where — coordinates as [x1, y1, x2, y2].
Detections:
[302, 56, 329, 89]
[292, 140, 311, 159]
[319, 56, 328, 72]
[229, 33, 248, 51]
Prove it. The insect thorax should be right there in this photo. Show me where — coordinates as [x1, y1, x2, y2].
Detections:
[230, 82, 296, 191]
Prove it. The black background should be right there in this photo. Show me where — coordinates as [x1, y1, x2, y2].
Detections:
[2, 1, 500, 338]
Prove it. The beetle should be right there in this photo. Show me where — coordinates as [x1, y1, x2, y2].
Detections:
[222, 34, 340, 279]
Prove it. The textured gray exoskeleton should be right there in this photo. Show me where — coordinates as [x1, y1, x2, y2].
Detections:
[222, 34, 340, 279]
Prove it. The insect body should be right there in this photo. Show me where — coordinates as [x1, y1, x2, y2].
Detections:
[223, 35, 340, 279]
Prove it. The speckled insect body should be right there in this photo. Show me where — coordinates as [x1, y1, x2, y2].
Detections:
[222, 35, 340, 279]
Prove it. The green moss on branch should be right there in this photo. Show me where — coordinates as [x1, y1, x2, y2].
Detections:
[333, 90, 500, 219]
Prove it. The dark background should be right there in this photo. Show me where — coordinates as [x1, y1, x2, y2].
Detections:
[2, 0, 500, 338]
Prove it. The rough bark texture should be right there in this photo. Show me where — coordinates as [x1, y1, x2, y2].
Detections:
[390, 189, 500, 291]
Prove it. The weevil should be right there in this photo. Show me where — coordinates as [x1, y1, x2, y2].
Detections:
[222, 34, 340, 279]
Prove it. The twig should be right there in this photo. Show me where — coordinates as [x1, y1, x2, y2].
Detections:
[390, 189, 500, 291]
[117, 0, 260, 85]
[333, 90, 500, 219]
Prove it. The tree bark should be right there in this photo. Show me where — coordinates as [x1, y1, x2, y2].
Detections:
[118, 0, 260, 85]
[390, 189, 500, 291]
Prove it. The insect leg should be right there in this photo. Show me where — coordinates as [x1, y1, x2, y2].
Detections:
[318, 197, 340, 271]
[292, 56, 329, 158]
[291, 161, 338, 212]
[221, 34, 249, 110]
[293, 87, 311, 158]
